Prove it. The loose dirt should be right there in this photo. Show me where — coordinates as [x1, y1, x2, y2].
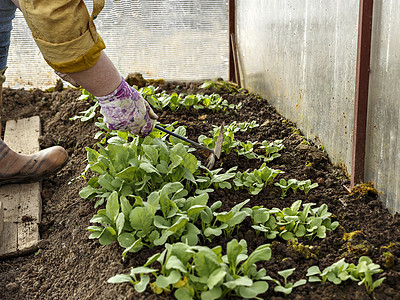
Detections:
[0, 79, 399, 300]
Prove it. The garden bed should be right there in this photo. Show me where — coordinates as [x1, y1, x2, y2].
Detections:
[0, 78, 399, 299]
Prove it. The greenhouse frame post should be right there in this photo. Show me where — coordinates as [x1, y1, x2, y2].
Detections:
[229, 0, 240, 85]
[351, 0, 373, 187]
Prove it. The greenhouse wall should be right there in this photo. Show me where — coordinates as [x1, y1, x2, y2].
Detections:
[6, 0, 229, 89]
[365, 1, 400, 213]
[236, 0, 358, 176]
[235, 0, 400, 213]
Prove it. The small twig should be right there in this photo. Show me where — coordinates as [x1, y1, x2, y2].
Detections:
[343, 185, 352, 194]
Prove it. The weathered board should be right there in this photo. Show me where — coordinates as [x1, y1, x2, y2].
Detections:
[0, 116, 42, 258]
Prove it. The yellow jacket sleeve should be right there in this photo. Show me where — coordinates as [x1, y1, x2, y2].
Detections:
[19, 0, 105, 73]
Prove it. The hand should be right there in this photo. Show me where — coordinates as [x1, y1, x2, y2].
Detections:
[97, 79, 158, 137]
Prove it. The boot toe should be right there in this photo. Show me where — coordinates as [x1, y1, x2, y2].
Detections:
[37, 146, 69, 176]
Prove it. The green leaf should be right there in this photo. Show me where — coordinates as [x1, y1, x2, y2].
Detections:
[156, 270, 181, 288]
[99, 227, 117, 245]
[139, 162, 161, 175]
[115, 212, 125, 235]
[244, 244, 271, 273]
[226, 211, 249, 227]
[135, 275, 150, 293]
[223, 276, 253, 289]
[90, 213, 112, 226]
[281, 231, 296, 241]
[292, 279, 307, 288]
[142, 144, 159, 164]
[165, 255, 188, 273]
[106, 191, 120, 223]
[194, 249, 221, 277]
[306, 266, 321, 276]
[120, 196, 133, 220]
[130, 266, 158, 275]
[204, 225, 227, 237]
[295, 224, 306, 237]
[238, 281, 269, 298]
[79, 186, 99, 199]
[175, 287, 194, 300]
[316, 225, 327, 239]
[183, 153, 198, 174]
[253, 209, 269, 224]
[169, 151, 184, 171]
[278, 268, 295, 281]
[372, 277, 386, 289]
[200, 287, 222, 300]
[227, 239, 243, 269]
[187, 205, 207, 217]
[275, 285, 293, 294]
[215, 211, 234, 223]
[118, 232, 137, 248]
[308, 276, 322, 282]
[107, 274, 133, 284]
[181, 233, 199, 246]
[168, 216, 189, 233]
[98, 173, 115, 190]
[154, 230, 174, 246]
[116, 166, 136, 181]
[207, 268, 226, 290]
[129, 207, 153, 232]
[149, 230, 160, 244]
[122, 238, 143, 259]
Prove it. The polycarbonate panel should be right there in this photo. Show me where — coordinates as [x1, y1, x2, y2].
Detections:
[6, 0, 229, 89]
[365, 0, 400, 213]
[236, 0, 359, 176]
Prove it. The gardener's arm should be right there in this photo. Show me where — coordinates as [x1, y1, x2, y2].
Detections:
[16, 0, 157, 137]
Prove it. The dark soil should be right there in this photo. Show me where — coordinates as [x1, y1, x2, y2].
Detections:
[1, 79, 399, 300]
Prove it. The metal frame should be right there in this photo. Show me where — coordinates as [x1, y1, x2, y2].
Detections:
[351, 0, 374, 186]
[228, 0, 240, 86]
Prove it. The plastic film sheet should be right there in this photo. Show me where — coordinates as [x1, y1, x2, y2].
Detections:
[6, 0, 229, 89]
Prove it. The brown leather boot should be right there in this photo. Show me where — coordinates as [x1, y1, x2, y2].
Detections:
[0, 140, 68, 185]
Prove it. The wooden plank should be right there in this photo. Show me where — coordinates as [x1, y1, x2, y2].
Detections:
[0, 116, 42, 258]
[17, 182, 41, 253]
[3, 116, 41, 153]
[0, 221, 18, 257]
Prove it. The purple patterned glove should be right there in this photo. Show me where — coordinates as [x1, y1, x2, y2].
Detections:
[97, 79, 158, 137]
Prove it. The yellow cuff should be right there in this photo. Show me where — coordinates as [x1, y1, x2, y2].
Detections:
[45, 35, 106, 73]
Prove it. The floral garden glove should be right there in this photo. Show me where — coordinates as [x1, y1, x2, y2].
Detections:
[97, 78, 158, 137]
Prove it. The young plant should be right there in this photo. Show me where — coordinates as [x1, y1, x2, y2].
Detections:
[251, 201, 339, 242]
[197, 166, 237, 190]
[298, 179, 319, 195]
[79, 134, 201, 207]
[233, 164, 283, 195]
[306, 258, 356, 285]
[251, 207, 280, 240]
[108, 239, 272, 299]
[259, 140, 285, 162]
[88, 182, 206, 258]
[351, 256, 386, 294]
[212, 199, 252, 238]
[263, 268, 306, 295]
[274, 178, 298, 199]
[70, 89, 98, 122]
[307, 256, 385, 294]
[199, 125, 240, 156]
[237, 141, 259, 160]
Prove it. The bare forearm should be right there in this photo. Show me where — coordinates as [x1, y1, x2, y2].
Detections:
[66, 51, 122, 97]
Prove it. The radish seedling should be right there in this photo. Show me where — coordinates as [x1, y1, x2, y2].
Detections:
[263, 268, 306, 295]
[108, 239, 272, 299]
